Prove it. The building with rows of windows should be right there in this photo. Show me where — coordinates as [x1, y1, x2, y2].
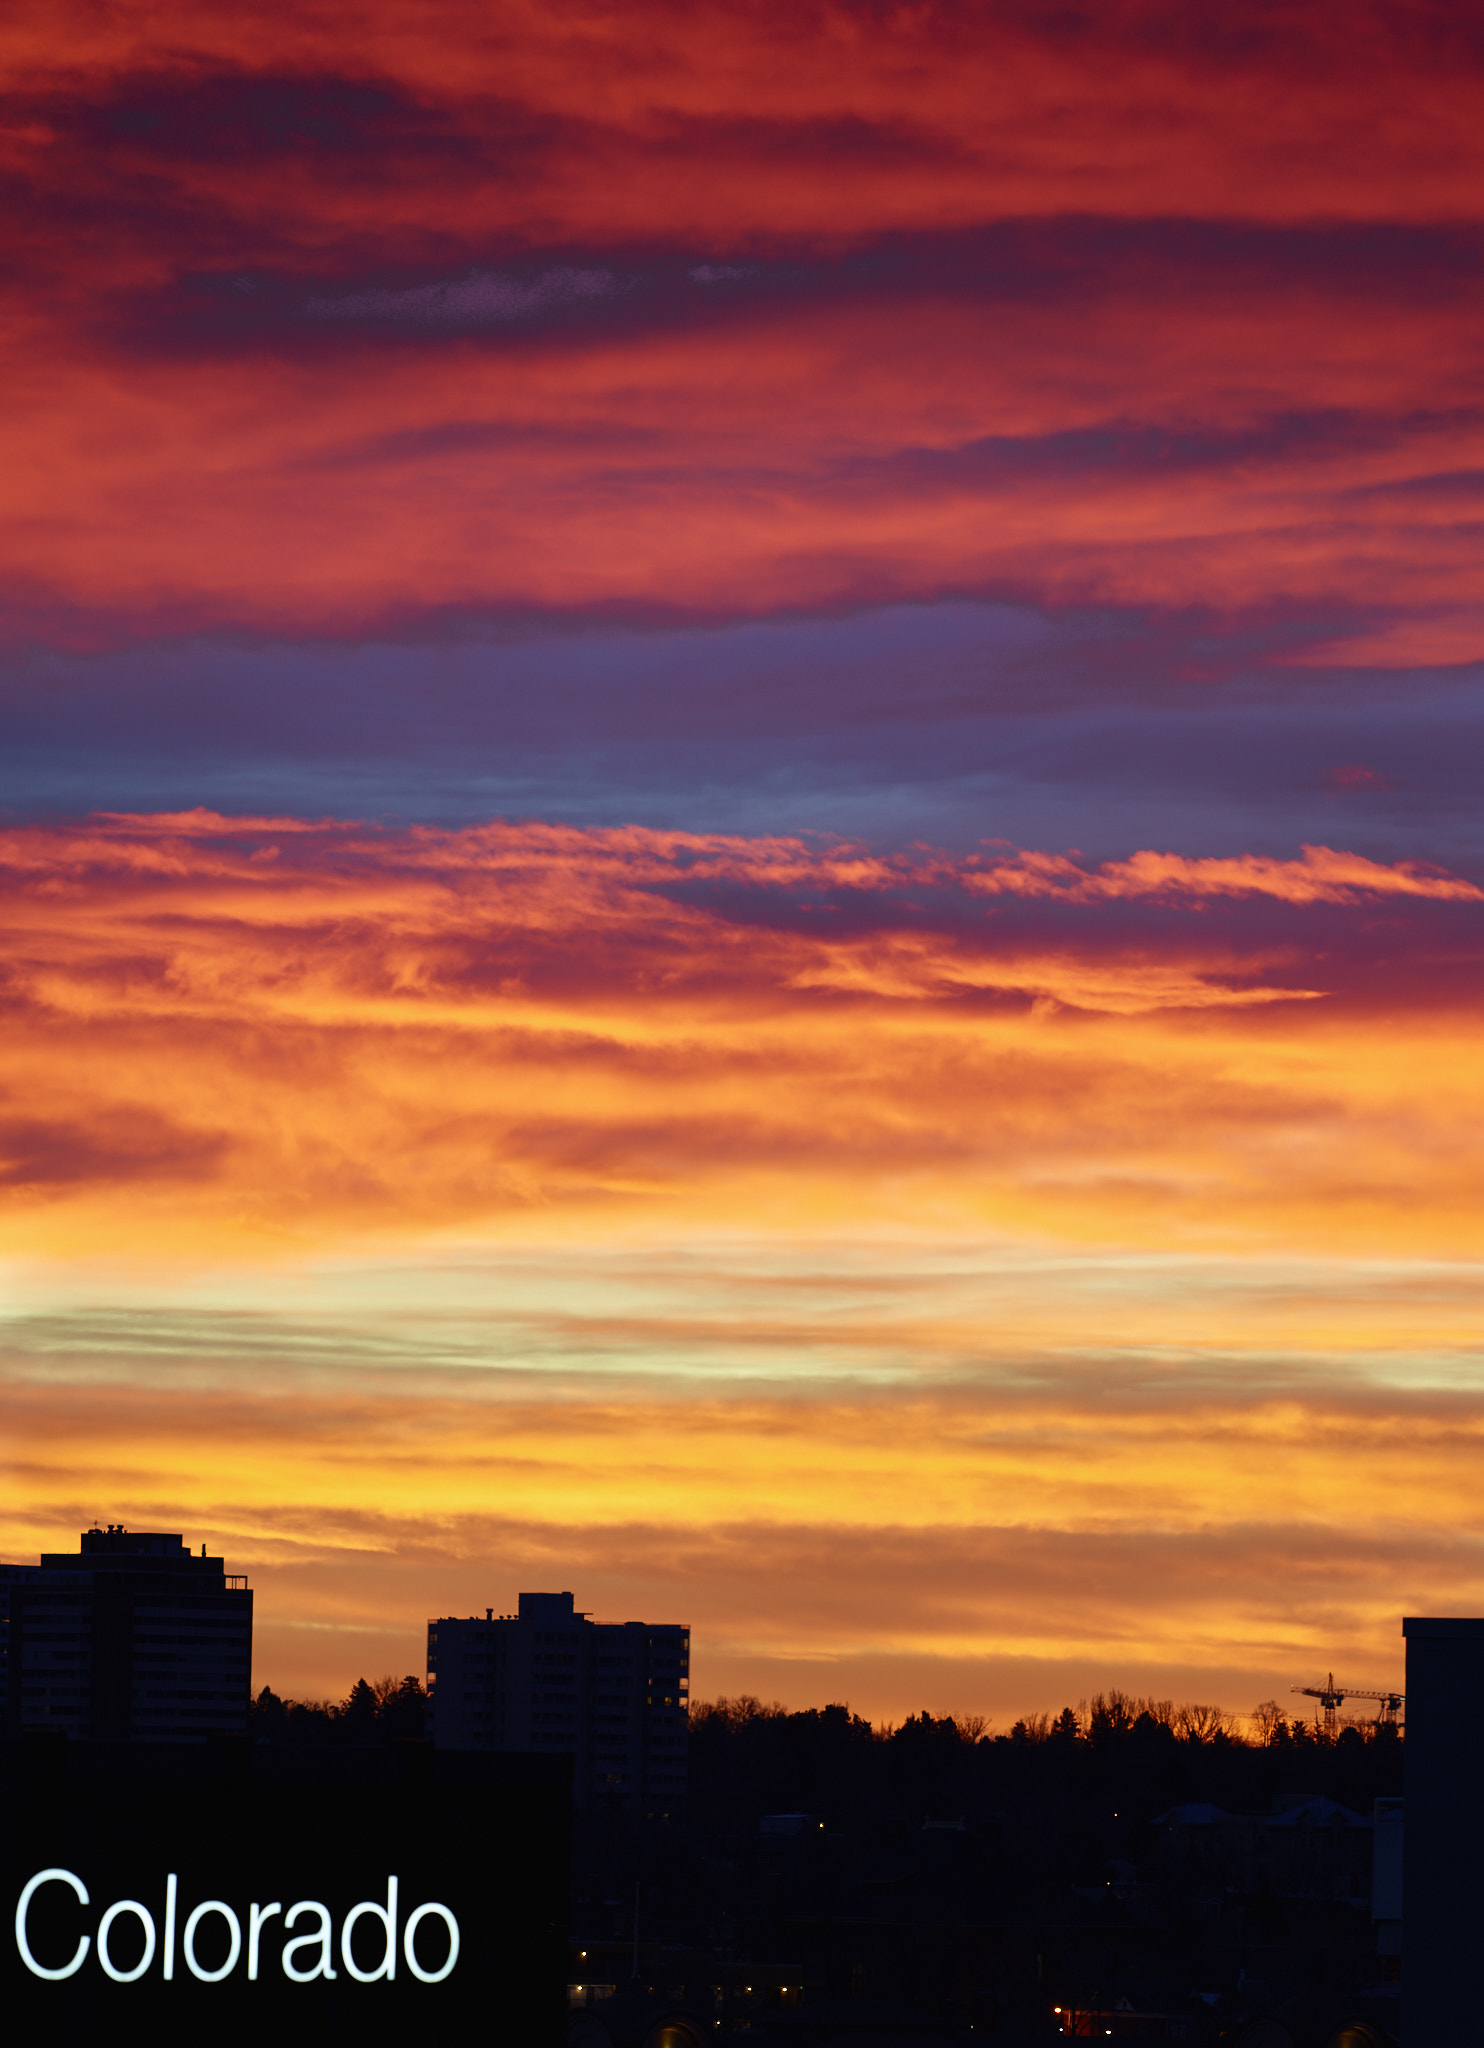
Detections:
[1, 1525, 252, 1740]
[427, 1590, 688, 1813]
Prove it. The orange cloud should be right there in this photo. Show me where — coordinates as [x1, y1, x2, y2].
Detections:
[3, 809, 1477, 1710]
[0, 815, 1481, 1261]
[0, 1355, 1465, 1711]
[5, 5, 1480, 1719]
[961, 843, 1484, 905]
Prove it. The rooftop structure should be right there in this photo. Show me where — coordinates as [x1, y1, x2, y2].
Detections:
[1, 1525, 252, 1741]
[427, 1590, 688, 1814]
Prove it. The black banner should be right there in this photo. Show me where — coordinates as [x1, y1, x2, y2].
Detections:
[1, 1737, 569, 2044]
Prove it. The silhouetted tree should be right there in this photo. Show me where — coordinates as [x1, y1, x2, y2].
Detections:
[373, 1673, 428, 1740]
[248, 1684, 289, 1741]
[338, 1676, 381, 1741]
[1250, 1698, 1288, 1746]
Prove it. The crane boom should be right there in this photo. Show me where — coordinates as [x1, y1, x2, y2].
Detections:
[1291, 1674, 1404, 1729]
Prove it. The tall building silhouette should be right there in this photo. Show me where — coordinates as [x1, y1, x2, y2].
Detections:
[1, 1525, 252, 1739]
[1403, 1614, 1484, 2047]
[427, 1590, 688, 1812]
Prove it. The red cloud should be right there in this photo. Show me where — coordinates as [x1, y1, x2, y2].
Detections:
[2, 6, 1484, 649]
[9, 1, 1484, 242]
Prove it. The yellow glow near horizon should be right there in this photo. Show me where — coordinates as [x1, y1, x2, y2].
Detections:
[0, 816, 1478, 1713]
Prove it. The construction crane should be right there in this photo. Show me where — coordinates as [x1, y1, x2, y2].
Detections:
[1292, 1674, 1405, 1734]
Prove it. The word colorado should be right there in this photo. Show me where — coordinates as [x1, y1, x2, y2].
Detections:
[14, 1871, 458, 1985]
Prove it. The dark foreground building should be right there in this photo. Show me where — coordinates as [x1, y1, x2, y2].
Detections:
[1403, 1614, 1484, 2047]
[0, 1733, 569, 2045]
[428, 1590, 689, 1814]
[2, 1525, 252, 1740]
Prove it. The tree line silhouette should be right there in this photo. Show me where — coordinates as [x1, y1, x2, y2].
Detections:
[249, 1673, 427, 1743]
[247, 1673, 1396, 1796]
[678, 1688, 1401, 1895]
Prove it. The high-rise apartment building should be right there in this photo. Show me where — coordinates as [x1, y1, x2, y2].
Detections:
[427, 1590, 688, 1812]
[1, 1525, 253, 1740]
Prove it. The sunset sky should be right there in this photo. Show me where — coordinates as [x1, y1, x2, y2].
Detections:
[3, 0, 1482, 1722]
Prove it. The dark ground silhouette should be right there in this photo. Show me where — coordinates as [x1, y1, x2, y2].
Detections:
[250, 1682, 1403, 2044]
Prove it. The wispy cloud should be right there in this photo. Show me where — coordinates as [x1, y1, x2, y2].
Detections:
[960, 843, 1484, 906]
[0, 1348, 1464, 1709]
[0, 814, 1479, 1262]
[6, 29, 1484, 650]
[5, 0, 1482, 1717]
[304, 266, 619, 326]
